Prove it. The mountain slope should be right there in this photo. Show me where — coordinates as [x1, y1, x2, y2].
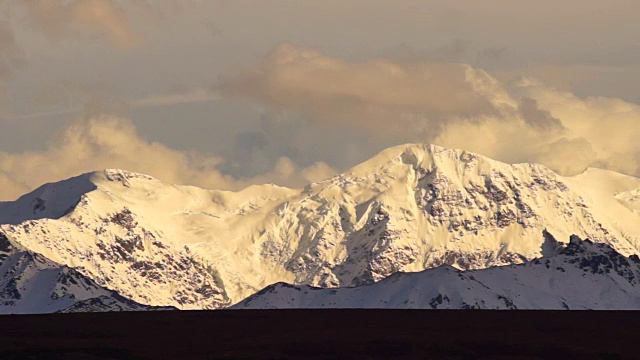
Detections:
[0, 233, 161, 314]
[234, 235, 640, 310]
[0, 144, 638, 308]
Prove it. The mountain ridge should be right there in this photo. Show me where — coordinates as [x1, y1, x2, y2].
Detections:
[0, 144, 638, 309]
[234, 234, 640, 310]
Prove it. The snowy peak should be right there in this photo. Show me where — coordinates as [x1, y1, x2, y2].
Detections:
[234, 235, 640, 310]
[0, 169, 159, 225]
[0, 173, 96, 224]
[0, 143, 638, 310]
[344, 143, 531, 182]
[102, 169, 159, 186]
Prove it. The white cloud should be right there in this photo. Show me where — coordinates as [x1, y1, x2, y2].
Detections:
[0, 116, 336, 200]
[222, 44, 640, 178]
[221, 43, 517, 142]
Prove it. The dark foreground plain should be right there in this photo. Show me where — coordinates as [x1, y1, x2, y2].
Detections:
[0, 309, 635, 359]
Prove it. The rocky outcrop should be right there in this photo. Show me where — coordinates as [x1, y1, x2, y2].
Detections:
[0, 232, 161, 314]
[234, 235, 640, 310]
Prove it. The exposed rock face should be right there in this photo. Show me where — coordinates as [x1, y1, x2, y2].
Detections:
[0, 144, 638, 308]
[258, 144, 638, 291]
[1, 206, 230, 310]
[234, 235, 640, 310]
[0, 231, 163, 314]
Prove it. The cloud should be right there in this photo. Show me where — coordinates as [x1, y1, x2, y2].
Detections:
[521, 81, 640, 176]
[133, 88, 221, 108]
[496, 64, 640, 104]
[433, 79, 640, 177]
[300, 161, 337, 183]
[518, 97, 563, 130]
[0, 0, 141, 118]
[477, 46, 508, 63]
[378, 41, 508, 67]
[0, 21, 25, 108]
[221, 43, 516, 142]
[20, 0, 140, 49]
[12, 84, 221, 121]
[532, 138, 597, 176]
[0, 116, 336, 201]
[0, 21, 23, 76]
[215, 109, 391, 182]
[221, 44, 640, 178]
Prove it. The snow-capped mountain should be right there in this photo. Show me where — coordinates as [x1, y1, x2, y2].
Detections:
[0, 144, 638, 309]
[0, 233, 161, 314]
[233, 234, 640, 309]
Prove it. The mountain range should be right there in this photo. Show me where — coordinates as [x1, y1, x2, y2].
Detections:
[0, 144, 638, 312]
[235, 234, 640, 310]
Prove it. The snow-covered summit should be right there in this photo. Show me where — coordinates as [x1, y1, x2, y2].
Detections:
[0, 144, 638, 309]
[0, 169, 158, 224]
[0, 173, 96, 225]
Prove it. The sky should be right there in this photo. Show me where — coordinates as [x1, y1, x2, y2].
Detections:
[0, 0, 639, 200]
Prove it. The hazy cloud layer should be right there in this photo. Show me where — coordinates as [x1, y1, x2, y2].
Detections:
[518, 97, 563, 130]
[20, 0, 139, 49]
[0, 21, 22, 77]
[1, 41, 639, 200]
[0, 20, 24, 106]
[222, 44, 640, 178]
[221, 43, 515, 142]
[0, 116, 336, 200]
[430, 80, 640, 177]
[0, 2, 639, 200]
[379, 40, 509, 67]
